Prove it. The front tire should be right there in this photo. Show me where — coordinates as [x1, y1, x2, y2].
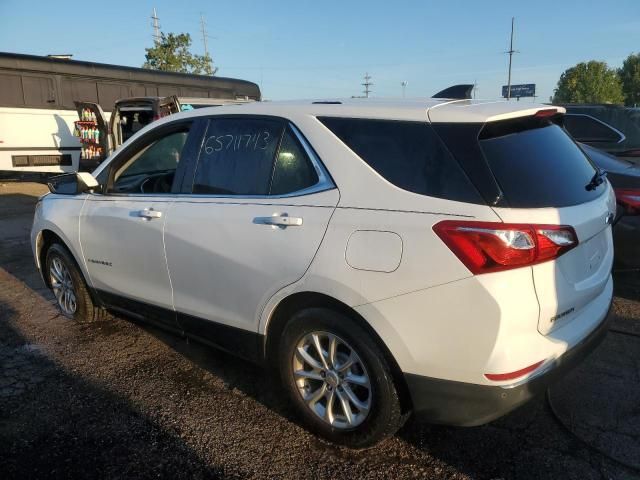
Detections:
[279, 307, 404, 448]
[46, 243, 98, 322]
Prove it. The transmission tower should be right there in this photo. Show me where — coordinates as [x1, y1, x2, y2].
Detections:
[362, 73, 373, 98]
[151, 8, 161, 45]
[199, 14, 218, 75]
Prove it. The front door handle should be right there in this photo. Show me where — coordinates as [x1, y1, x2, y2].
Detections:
[137, 208, 163, 219]
[254, 214, 303, 227]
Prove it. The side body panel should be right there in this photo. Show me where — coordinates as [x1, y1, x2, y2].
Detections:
[258, 112, 508, 334]
[165, 189, 339, 334]
[31, 194, 88, 277]
[259, 205, 537, 382]
[79, 195, 176, 329]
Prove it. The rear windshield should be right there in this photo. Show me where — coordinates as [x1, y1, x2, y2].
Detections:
[318, 117, 483, 204]
[479, 118, 603, 208]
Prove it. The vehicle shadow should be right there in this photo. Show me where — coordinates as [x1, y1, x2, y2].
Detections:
[0, 300, 224, 479]
[0, 203, 224, 478]
[613, 270, 640, 301]
[139, 319, 605, 479]
[52, 113, 74, 148]
[130, 317, 294, 421]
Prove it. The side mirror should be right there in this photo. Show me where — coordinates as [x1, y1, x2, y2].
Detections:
[48, 172, 100, 195]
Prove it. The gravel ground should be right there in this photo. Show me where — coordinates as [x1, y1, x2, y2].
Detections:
[1, 182, 639, 479]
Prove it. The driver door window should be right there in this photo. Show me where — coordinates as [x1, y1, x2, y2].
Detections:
[110, 128, 190, 194]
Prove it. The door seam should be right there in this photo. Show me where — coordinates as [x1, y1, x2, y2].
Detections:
[161, 200, 178, 315]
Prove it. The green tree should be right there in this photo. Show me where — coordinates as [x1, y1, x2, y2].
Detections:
[143, 32, 217, 75]
[619, 53, 640, 106]
[552, 61, 624, 104]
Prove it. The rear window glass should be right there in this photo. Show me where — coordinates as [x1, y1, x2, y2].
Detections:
[479, 119, 602, 208]
[563, 114, 622, 143]
[318, 117, 482, 203]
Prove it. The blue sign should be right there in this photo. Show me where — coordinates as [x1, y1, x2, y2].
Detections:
[502, 84, 536, 98]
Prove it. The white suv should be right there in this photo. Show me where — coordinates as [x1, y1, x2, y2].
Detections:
[32, 99, 615, 447]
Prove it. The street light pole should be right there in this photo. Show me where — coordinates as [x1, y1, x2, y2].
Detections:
[401, 81, 407, 98]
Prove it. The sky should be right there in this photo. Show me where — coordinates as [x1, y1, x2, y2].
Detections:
[1, 0, 638, 102]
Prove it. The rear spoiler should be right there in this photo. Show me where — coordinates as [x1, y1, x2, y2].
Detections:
[432, 84, 474, 100]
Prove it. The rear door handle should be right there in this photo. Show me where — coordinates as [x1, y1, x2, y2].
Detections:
[254, 214, 303, 227]
[137, 208, 163, 219]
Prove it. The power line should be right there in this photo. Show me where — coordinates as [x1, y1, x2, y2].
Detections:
[151, 7, 162, 45]
[505, 16, 519, 100]
[362, 72, 373, 98]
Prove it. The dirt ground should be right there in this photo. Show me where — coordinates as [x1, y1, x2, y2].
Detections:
[1, 182, 639, 479]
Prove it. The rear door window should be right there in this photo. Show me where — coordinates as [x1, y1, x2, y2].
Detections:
[318, 117, 482, 203]
[192, 118, 284, 195]
[479, 118, 602, 208]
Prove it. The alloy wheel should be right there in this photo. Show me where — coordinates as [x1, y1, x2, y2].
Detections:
[292, 331, 372, 429]
[49, 257, 77, 315]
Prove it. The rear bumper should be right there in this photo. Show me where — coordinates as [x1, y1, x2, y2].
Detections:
[404, 301, 613, 426]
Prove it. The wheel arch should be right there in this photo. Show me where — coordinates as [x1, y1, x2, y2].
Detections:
[38, 229, 93, 297]
[264, 291, 413, 414]
[38, 229, 67, 288]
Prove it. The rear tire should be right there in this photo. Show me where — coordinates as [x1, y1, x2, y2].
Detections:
[45, 243, 100, 323]
[278, 307, 404, 448]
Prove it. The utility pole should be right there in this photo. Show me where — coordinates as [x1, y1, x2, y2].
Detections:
[200, 14, 209, 59]
[199, 14, 217, 75]
[362, 72, 373, 98]
[473, 80, 478, 99]
[505, 17, 518, 100]
[151, 8, 161, 45]
[401, 81, 408, 98]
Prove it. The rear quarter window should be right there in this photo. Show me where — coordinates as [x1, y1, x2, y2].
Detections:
[318, 117, 483, 204]
[479, 118, 603, 208]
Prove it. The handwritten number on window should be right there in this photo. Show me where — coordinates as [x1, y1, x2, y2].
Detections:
[204, 131, 271, 154]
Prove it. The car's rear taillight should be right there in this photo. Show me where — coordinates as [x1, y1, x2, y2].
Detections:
[433, 220, 578, 274]
[614, 188, 640, 215]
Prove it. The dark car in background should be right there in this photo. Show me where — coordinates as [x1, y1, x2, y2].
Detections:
[581, 143, 640, 269]
[562, 105, 640, 163]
